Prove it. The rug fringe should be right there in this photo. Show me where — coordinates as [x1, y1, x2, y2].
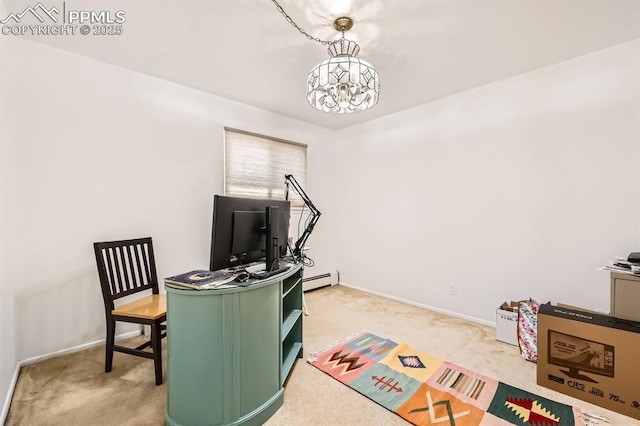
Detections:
[580, 412, 610, 424]
[307, 329, 369, 363]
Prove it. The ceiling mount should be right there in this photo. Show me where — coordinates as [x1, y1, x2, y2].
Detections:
[333, 17, 353, 33]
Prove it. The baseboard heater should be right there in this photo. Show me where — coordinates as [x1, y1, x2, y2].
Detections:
[302, 271, 338, 291]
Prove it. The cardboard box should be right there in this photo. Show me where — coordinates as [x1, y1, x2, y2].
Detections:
[537, 303, 640, 420]
[496, 301, 519, 346]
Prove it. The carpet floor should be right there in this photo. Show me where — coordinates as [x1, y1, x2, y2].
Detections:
[6, 285, 638, 425]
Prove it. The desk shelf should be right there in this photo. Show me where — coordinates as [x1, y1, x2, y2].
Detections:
[282, 341, 303, 385]
[281, 266, 304, 386]
[283, 277, 302, 298]
[282, 309, 303, 341]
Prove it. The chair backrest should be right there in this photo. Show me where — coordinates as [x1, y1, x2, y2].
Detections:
[94, 237, 159, 310]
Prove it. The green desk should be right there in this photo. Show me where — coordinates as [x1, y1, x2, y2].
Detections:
[165, 263, 303, 426]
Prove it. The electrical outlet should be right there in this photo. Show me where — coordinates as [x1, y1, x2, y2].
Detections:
[449, 283, 457, 296]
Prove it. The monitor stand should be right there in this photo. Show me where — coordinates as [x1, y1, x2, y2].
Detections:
[559, 368, 598, 383]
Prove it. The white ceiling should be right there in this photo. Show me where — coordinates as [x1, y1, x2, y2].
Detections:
[5, 0, 640, 130]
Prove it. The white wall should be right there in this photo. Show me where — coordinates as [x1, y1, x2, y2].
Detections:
[335, 40, 640, 323]
[0, 2, 18, 420]
[1, 37, 337, 370]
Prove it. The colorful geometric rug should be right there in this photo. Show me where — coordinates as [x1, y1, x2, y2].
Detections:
[308, 331, 587, 425]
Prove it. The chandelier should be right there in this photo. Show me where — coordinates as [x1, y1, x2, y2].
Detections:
[271, 2, 380, 114]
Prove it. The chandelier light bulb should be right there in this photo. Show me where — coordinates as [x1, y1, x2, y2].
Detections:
[334, 83, 353, 107]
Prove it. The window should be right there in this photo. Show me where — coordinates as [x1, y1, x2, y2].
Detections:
[224, 128, 307, 207]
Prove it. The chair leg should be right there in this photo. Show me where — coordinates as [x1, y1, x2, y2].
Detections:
[151, 321, 163, 385]
[105, 319, 115, 373]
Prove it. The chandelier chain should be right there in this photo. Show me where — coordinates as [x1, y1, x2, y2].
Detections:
[270, 0, 333, 46]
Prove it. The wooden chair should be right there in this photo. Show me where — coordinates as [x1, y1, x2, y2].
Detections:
[93, 237, 167, 385]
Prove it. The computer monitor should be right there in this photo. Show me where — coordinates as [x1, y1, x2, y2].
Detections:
[209, 195, 290, 274]
[547, 330, 615, 383]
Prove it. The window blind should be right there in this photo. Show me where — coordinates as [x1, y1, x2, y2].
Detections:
[224, 128, 307, 207]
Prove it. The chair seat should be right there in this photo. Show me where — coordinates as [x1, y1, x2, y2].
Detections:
[112, 294, 166, 320]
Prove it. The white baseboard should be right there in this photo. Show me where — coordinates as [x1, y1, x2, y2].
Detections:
[303, 270, 338, 291]
[338, 282, 496, 328]
[1, 359, 21, 426]
[0, 329, 141, 424]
